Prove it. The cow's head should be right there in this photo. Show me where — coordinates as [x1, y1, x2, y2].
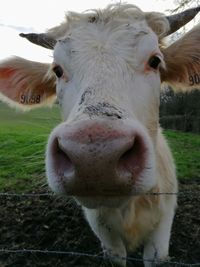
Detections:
[0, 4, 200, 208]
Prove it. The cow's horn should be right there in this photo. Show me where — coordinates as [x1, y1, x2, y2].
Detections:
[166, 6, 200, 35]
[19, 33, 56, 49]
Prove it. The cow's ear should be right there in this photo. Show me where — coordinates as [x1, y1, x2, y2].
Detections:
[0, 57, 56, 110]
[161, 24, 200, 91]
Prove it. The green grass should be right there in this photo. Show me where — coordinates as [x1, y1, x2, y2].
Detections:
[0, 103, 60, 192]
[0, 103, 199, 192]
[164, 130, 200, 180]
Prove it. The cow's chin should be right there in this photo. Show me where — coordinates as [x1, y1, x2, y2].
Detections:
[74, 180, 157, 209]
[48, 169, 157, 209]
[75, 196, 130, 209]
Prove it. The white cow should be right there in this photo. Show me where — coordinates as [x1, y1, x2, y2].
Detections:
[0, 4, 200, 267]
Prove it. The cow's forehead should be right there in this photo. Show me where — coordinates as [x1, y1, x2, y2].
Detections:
[51, 4, 168, 72]
[53, 21, 160, 72]
[56, 5, 150, 45]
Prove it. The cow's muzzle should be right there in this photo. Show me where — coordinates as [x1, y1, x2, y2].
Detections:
[46, 119, 155, 200]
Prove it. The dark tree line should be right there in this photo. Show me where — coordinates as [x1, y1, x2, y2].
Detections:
[160, 88, 200, 116]
[160, 88, 200, 133]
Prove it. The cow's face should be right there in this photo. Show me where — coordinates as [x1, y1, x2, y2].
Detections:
[1, 5, 199, 208]
[46, 13, 164, 208]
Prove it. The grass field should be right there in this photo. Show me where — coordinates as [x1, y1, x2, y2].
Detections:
[0, 102, 199, 192]
[0, 103, 60, 192]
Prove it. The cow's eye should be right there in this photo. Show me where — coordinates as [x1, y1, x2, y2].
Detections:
[148, 55, 161, 70]
[52, 65, 63, 78]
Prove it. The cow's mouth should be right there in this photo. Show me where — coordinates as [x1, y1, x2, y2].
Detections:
[75, 196, 130, 209]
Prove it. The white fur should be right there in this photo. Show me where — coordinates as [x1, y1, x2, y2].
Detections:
[49, 5, 177, 266]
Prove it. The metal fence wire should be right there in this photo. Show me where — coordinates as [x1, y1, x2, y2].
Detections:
[0, 191, 200, 267]
[0, 191, 200, 197]
[0, 248, 200, 266]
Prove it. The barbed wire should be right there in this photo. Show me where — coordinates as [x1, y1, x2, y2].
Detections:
[0, 248, 200, 266]
[0, 190, 199, 198]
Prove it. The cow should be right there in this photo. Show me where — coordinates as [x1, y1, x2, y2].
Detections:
[0, 4, 199, 267]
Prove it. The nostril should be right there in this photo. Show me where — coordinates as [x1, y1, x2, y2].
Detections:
[52, 137, 75, 180]
[117, 136, 146, 179]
